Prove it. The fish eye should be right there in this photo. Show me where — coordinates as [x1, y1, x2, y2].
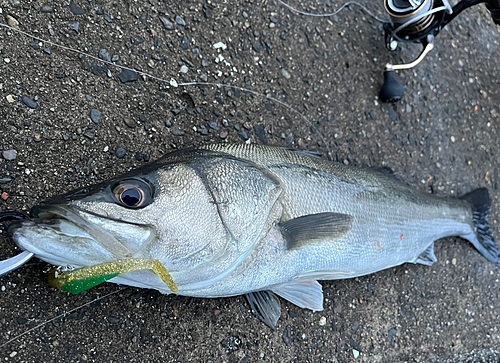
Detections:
[112, 180, 152, 208]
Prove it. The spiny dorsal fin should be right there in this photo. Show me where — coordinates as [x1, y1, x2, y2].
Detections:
[245, 290, 281, 330]
[279, 212, 354, 250]
[283, 147, 323, 158]
[371, 166, 398, 180]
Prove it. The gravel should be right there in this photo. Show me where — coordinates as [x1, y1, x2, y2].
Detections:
[2, 149, 17, 161]
[115, 148, 126, 159]
[40, 5, 54, 13]
[21, 96, 38, 109]
[117, 69, 138, 83]
[175, 15, 185, 26]
[170, 126, 185, 136]
[68, 0, 85, 15]
[159, 16, 173, 30]
[90, 109, 102, 124]
[98, 49, 111, 62]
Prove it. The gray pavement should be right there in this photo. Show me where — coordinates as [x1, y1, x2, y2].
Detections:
[1, 0, 500, 362]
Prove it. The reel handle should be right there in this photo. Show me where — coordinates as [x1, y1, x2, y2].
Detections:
[486, 0, 500, 24]
[380, 69, 405, 103]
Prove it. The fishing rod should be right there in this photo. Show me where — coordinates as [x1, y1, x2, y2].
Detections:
[380, 0, 500, 102]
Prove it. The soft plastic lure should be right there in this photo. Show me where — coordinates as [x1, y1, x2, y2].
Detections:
[48, 258, 178, 294]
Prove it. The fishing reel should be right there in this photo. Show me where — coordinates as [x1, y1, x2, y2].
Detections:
[380, 0, 500, 102]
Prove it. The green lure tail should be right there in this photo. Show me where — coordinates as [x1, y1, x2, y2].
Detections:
[48, 258, 178, 294]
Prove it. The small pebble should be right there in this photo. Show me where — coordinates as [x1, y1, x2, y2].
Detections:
[353, 349, 360, 359]
[175, 15, 185, 26]
[319, 317, 326, 326]
[1, 192, 8, 201]
[159, 16, 173, 30]
[22, 96, 38, 109]
[98, 49, 111, 62]
[180, 65, 188, 73]
[450, 135, 456, 143]
[281, 69, 291, 79]
[180, 36, 190, 50]
[69, 0, 85, 15]
[213, 42, 227, 50]
[90, 109, 102, 124]
[117, 69, 138, 83]
[83, 130, 95, 139]
[452, 258, 457, 265]
[170, 126, 185, 136]
[6, 95, 14, 103]
[40, 5, 54, 13]
[0, 177, 12, 184]
[388, 108, 398, 121]
[6, 15, 19, 28]
[3, 149, 17, 160]
[388, 328, 397, 338]
[70, 22, 79, 32]
[115, 148, 126, 159]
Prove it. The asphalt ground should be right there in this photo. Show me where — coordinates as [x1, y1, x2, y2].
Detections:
[0, 0, 500, 362]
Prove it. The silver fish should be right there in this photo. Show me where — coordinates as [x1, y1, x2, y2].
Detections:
[7, 144, 499, 328]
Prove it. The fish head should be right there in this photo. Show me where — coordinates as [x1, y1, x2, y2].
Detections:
[9, 149, 283, 290]
[8, 163, 165, 268]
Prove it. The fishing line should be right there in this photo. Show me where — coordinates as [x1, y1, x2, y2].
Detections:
[0, 22, 332, 159]
[0, 287, 127, 349]
[276, 0, 389, 22]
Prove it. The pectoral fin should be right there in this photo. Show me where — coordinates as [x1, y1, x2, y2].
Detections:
[415, 243, 437, 266]
[245, 290, 282, 330]
[272, 280, 324, 311]
[280, 212, 354, 250]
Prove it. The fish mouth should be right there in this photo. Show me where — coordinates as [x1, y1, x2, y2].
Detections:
[8, 204, 156, 268]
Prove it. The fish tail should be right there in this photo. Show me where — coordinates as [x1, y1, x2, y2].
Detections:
[460, 188, 500, 264]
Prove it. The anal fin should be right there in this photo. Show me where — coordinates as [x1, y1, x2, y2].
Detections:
[272, 280, 324, 311]
[415, 243, 437, 266]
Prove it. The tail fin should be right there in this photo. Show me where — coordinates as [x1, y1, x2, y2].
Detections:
[460, 188, 500, 264]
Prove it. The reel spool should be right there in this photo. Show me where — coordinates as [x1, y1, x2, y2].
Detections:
[385, 0, 435, 36]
